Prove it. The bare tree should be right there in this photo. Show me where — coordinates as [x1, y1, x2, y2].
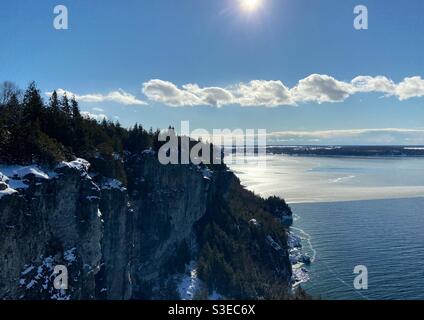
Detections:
[0, 81, 21, 105]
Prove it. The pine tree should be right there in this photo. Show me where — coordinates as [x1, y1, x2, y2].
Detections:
[71, 95, 81, 119]
[23, 81, 44, 122]
[49, 90, 60, 114]
[7, 93, 20, 109]
[61, 93, 72, 116]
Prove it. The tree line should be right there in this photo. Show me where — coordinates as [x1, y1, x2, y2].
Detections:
[0, 81, 162, 166]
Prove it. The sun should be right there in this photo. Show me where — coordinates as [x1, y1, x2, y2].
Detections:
[240, 0, 262, 12]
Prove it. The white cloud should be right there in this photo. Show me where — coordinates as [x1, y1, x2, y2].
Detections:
[141, 74, 424, 107]
[350, 76, 396, 95]
[142, 79, 293, 107]
[182, 83, 234, 107]
[233, 80, 294, 107]
[142, 80, 204, 107]
[267, 128, 424, 139]
[395, 76, 424, 100]
[80, 111, 108, 121]
[47, 74, 424, 109]
[291, 74, 353, 104]
[92, 107, 105, 112]
[46, 88, 146, 106]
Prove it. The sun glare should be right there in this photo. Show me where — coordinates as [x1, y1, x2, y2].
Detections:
[240, 0, 262, 12]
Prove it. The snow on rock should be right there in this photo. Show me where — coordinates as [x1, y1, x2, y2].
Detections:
[0, 165, 51, 181]
[0, 186, 17, 199]
[21, 265, 35, 276]
[20, 256, 54, 293]
[0, 172, 9, 183]
[19, 250, 76, 300]
[112, 152, 122, 161]
[287, 232, 302, 248]
[202, 167, 213, 180]
[101, 178, 127, 192]
[26, 280, 37, 289]
[86, 195, 100, 201]
[287, 230, 312, 288]
[291, 263, 310, 288]
[14, 167, 49, 180]
[249, 218, 259, 227]
[289, 248, 311, 265]
[57, 158, 90, 172]
[0, 165, 57, 199]
[196, 166, 213, 180]
[142, 148, 156, 156]
[51, 289, 71, 301]
[177, 261, 202, 300]
[64, 248, 77, 264]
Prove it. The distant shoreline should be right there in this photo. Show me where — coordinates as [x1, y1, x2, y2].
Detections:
[287, 196, 424, 205]
[266, 145, 424, 158]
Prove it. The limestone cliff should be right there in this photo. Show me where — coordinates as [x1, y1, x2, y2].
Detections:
[0, 151, 293, 300]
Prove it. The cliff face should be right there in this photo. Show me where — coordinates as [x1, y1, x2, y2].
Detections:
[0, 160, 102, 300]
[0, 152, 292, 300]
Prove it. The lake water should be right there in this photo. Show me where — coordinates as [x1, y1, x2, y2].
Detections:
[228, 155, 424, 300]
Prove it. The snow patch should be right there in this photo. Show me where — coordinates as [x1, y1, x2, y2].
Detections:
[287, 231, 311, 288]
[21, 265, 35, 276]
[0, 172, 9, 183]
[101, 178, 127, 191]
[64, 248, 77, 264]
[291, 263, 310, 288]
[0, 186, 18, 199]
[86, 195, 100, 201]
[142, 148, 156, 156]
[0, 165, 57, 199]
[112, 152, 122, 161]
[0, 165, 50, 180]
[287, 232, 302, 248]
[19, 251, 75, 300]
[202, 167, 213, 180]
[57, 158, 90, 172]
[177, 261, 201, 300]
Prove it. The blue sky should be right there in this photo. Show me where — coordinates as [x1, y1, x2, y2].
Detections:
[1, 0, 424, 144]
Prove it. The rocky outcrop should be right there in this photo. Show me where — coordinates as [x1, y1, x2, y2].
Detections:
[0, 152, 292, 300]
[0, 161, 102, 299]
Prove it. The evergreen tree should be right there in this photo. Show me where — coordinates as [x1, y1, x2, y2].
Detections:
[49, 90, 60, 114]
[1, 80, 219, 171]
[71, 95, 81, 120]
[23, 81, 44, 122]
[7, 93, 20, 109]
[61, 93, 72, 116]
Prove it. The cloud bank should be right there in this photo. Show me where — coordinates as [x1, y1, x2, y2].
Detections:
[265, 128, 424, 145]
[46, 88, 147, 106]
[46, 74, 424, 108]
[142, 75, 424, 107]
